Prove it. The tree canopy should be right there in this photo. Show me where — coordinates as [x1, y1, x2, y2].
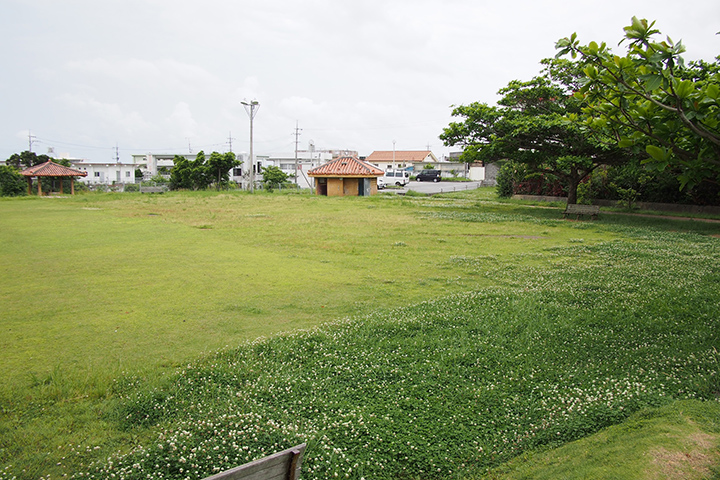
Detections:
[441, 60, 632, 203]
[556, 16, 720, 190]
[169, 151, 240, 190]
[261, 165, 288, 191]
[5, 150, 53, 169]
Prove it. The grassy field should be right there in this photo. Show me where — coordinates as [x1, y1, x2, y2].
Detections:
[1, 188, 719, 479]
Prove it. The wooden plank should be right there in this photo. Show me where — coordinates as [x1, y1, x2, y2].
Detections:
[202, 444, 305, 480]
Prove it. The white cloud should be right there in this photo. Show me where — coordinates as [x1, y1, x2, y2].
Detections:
[1, 0, 718, 161]
[58, 93, 152, 134]
[166, 102, 199, 139]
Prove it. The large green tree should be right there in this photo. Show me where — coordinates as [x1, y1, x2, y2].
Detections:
[207, 151, 240, 189]
[556, 17, 720, 190]
[169, 155, 193, 190]
[441, 60, 632, 203]
[170, 151, 241, 190]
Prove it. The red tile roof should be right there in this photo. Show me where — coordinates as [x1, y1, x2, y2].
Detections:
[308, 156, 384, 177]
[21, 161, 88, 177]
[365, 150, 434, 163]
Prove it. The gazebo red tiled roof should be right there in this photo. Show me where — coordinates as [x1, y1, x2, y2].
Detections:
[308, 155, 384, 177]
[20, 160, 87, 195]
[21, 160, 87, 178]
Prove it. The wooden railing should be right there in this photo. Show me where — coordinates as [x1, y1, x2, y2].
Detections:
[201, 444, 306, 480]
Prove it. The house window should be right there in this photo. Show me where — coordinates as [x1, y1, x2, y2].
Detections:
[94, 172, 100, 177]
[125, 171, 131, 177]
[233, 168, 242, 176]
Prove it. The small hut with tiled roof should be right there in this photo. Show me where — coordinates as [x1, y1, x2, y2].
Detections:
[308, 155, 384, 196]
[21, 160, 88, 195]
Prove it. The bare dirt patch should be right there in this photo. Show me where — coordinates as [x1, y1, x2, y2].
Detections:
[649, 431, 718, 479]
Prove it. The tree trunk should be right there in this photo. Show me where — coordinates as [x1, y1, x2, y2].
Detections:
[566, 169, 581, 205]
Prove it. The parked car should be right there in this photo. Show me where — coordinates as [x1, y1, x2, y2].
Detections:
[416, 169, 441, 182]
[377, 177, 386, 190]
[382, 169, 410, 186]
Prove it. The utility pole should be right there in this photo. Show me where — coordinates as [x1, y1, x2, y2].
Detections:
[392, 140, 396, 170]
[228, 131, 235, 153]
[115, 143, 121, 183]
[293, 121, 302, 185]
[28, 130, 37, 152]
[241, 100, 260, 192]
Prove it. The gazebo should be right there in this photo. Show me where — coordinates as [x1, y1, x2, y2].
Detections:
[307, 155, 384, 196]
[21, 160, 88, 195]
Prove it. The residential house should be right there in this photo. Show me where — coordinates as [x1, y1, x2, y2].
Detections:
[365, 150, 439, 171]
[71, 159, 138, 185]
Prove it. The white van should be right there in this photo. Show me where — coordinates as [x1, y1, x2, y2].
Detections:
[383, 169, 410, 186]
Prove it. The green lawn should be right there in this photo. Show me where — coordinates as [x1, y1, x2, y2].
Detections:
[1, 189, 718, 479]
[0, 190, 611, 392]
[480, 400, 720, 480]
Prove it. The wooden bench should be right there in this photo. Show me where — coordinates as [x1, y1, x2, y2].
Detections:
[563, 203, 599, 220]
[139, 186, 168, 194]
[202, 444, 306, 480]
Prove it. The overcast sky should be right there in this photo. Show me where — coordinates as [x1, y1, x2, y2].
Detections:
[1, 0, 718, 163]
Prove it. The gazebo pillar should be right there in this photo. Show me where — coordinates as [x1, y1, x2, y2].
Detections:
[37, 178, 42, 196]
[27, 177, 32, 196]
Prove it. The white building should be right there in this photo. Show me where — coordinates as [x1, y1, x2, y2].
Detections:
[131, 153, 198, 178]
[71, 160, 137, 185]
[265, 150, 334, 189]
[69, 146, 348, 190]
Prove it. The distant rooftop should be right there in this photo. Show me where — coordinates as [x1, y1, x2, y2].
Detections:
[365, 150, 436, 163]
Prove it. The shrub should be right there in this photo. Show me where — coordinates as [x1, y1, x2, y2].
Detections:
[0, 165, 26, 196]
[496, 161, 528, 197]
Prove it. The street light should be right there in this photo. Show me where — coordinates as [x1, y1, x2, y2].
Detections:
[241, 100, 259, 192]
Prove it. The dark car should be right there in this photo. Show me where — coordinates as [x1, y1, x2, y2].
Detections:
[416, 169, 441, 182]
